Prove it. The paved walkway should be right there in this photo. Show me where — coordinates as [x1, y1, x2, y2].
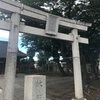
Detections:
[0, 74, 24, 100]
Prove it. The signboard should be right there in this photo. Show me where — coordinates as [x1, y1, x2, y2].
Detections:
[45, 14, 59, 36]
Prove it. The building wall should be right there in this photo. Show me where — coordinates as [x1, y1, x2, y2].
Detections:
[0, 58, 6, 74]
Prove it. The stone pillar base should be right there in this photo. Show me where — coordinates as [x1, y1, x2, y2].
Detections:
[71, 98, 87, 100]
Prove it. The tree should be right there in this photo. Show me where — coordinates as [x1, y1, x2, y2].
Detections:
[37, 51, 50, 72]
[20, 0, 77, 76]
[75, 0, 100, 82]
[21, 0, 100, 79]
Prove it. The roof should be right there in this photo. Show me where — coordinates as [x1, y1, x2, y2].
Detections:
[0, 41, 27, 58]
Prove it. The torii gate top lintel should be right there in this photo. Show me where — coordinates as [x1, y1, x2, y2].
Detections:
[0, 0, 91, 45]
[0, 0, 91, 30]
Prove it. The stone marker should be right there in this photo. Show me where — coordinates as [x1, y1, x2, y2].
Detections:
[24, 75, 46, 100]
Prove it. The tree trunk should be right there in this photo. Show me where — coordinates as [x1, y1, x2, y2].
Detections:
[93, 60, 99, 79]
[60, 42, 72, 75]
[81, 52, 89, 86]
[56, 60, 67, 76]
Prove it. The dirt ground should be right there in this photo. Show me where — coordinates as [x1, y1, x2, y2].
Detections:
[0, 73, 100, 100]
[46, 76, 74, 100]
[45, 72, 100, 100]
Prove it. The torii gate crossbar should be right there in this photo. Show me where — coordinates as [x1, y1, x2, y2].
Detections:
[0, 0, 91, 100]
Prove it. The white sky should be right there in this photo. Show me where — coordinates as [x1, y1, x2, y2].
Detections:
[0, 30, 9, 39]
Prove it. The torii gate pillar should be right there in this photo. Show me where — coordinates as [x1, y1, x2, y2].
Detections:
[4, 13, 20, 100]
[71, 29, 86, 100]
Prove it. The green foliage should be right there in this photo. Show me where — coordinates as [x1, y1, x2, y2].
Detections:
[48, 61, 56, 71]
[21, 0, 100, 69]
[0, 12, 10, 20]
[20, 58, 29, 64]
[78, 0, 100, 62]
[37, 51, 47, 67]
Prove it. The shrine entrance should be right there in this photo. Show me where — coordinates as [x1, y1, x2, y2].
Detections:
[0, 0, 91, 100]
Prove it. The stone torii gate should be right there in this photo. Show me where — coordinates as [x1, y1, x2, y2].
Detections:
[0, 0, 91, 100]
